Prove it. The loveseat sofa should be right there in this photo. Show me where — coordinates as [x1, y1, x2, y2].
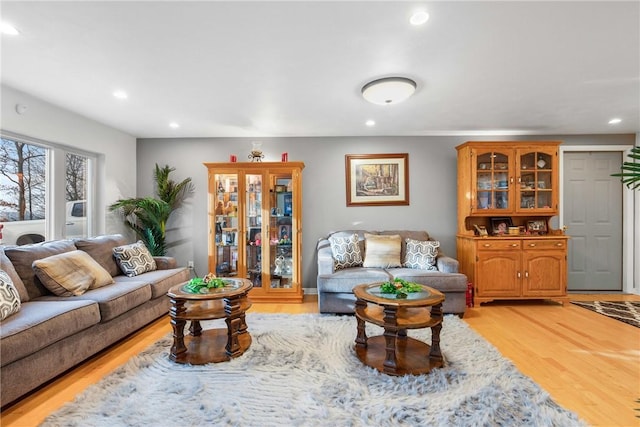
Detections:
[316, 230, 468, 316]
[0, 234, 190, 407]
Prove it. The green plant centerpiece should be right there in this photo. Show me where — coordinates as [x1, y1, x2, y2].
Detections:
[185, 273, 228, 293]
[379, 278, 423, 299]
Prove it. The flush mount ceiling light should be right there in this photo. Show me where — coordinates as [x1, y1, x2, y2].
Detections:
[361, 77, 417, 105]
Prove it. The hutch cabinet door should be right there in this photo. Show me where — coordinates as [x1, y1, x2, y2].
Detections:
[475, 250, 521, 298]
[210, 171, 242, 278]
[472, 147, 513, 213]
[522, 249, 566, 296]
[515, 147, 558, 214]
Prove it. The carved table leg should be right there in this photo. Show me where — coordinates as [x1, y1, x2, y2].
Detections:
[429, 302, 443, 363]
[354, 298, 368, 348]
[169, 297, 187, 361]
[382, 305, 399, 374]
[189, 320, 202, 336]
[225, 294, 243, 357]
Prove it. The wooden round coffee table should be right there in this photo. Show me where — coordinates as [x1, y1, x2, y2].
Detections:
[167, 278, 252, 364]
[353, 283, 445, 376]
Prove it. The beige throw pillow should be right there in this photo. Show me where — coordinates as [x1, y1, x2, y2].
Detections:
[33, 250, 114, 296]
[363, 234, 402, 268]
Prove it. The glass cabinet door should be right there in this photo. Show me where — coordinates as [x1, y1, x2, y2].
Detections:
[267, 174, 293, 289]
[474, 149, 511, 212]
[245, 173, 263, 287]
[517, 150, 554, 212]
[213, 173, 239, 277]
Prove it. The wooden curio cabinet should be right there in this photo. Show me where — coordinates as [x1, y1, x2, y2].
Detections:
[456, 141, 568, 306]
[204, 161, 304, 303]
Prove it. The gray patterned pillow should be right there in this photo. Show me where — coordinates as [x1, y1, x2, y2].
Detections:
[112, 241, 157, 277]
[0, 269, 21, 321]
[329, 234, 363, 270]
[404, 239, 439, 270]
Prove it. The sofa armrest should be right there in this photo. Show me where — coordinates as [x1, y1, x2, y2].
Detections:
[316, 239, 335, 275]
[153, 256, 177, 270]
[436, 255, 459, 273]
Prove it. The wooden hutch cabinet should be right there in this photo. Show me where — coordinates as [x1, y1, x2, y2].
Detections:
[456, 141, 568, 306]
[204, 161, 304, 303]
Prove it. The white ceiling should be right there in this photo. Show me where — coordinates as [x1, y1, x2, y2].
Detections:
[1, 1, 639, 139]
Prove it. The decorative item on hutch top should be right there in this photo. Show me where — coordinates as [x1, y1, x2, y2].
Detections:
[345, 153, 409, 206]
[456, 141, 569, 307]
[249, 141, 264, 162]
[204, 159, 305, 302]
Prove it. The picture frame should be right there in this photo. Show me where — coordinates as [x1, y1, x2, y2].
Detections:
[345, 153, 409, 206]
[527, 219, 548, 235]
[490, 217, 513, 235]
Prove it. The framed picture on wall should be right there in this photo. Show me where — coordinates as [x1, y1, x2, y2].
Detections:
[345, 153, 409, 206]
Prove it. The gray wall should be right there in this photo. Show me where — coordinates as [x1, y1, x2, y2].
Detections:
[137, 134, 635, 291]
[1, 84, 137, 237]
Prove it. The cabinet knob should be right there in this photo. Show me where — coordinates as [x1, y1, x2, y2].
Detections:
[483, 244, 491, 247]
[517, 271, 521, 278]
[511, 243, 518, 247]
[556, 243, 563, 247]
[529, 243, 536, 247]
[525, 271, 529, 278]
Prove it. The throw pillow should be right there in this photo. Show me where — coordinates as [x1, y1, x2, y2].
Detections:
[112, 241, 157, 277]
[404, 239, 440, 271]
[328, 234, 363, 270]
[33, 250, 115, 296]
[0, 269, 21, 321]
[363, 233, 402, 268]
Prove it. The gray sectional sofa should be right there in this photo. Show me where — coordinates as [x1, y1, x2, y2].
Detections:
[0, 234, 190, 407]
[317, 230, 468, 316]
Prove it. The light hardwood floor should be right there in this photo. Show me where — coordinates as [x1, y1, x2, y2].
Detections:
[2, 294, 639, 427]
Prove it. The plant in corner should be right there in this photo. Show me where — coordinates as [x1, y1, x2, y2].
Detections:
[611, 146, 640, 190]
[109, 164, 194, 256]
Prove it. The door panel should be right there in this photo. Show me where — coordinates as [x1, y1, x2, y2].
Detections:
[563, 152, 622, 291]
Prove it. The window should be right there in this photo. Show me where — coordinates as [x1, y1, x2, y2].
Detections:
[0, 133, 95, 245]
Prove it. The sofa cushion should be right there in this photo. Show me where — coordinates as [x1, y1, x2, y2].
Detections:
[363, 233, 402, 268]
[317, 267, 391, 293]
[328, 234, 363, 270]
[32, 250, 114, 297]
[0, 248, 29, 302]
[4, 240, 77, 300]
[0, 299, 100, 366]
[0, 269, 21, 321]
[112, 241, 157, 277]
[404, 239, 439, 271]
[60, 280, 152, 322]
[114, 267, 190, 299]
[74, 234, 127, 277]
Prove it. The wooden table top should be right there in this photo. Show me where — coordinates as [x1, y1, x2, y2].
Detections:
[168, 278, 252, 300]
[352, 283, 445, 307]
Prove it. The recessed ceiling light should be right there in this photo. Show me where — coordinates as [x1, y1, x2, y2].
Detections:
[608, 118, 622, 125]
[169, 122, 180, 129]
[113, 90, 128, 99]
[365, 120, 376, 127]
[1, 22, 20, 36]
[410, 10, 429, 26]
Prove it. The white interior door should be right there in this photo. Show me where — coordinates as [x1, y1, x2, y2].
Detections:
[563, 151, 623, 291]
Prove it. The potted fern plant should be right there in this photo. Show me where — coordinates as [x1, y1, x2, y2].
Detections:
[109, 164, 194, 256]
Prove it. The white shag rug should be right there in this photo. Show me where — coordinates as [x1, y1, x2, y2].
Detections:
[41, 313, 585, 427]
